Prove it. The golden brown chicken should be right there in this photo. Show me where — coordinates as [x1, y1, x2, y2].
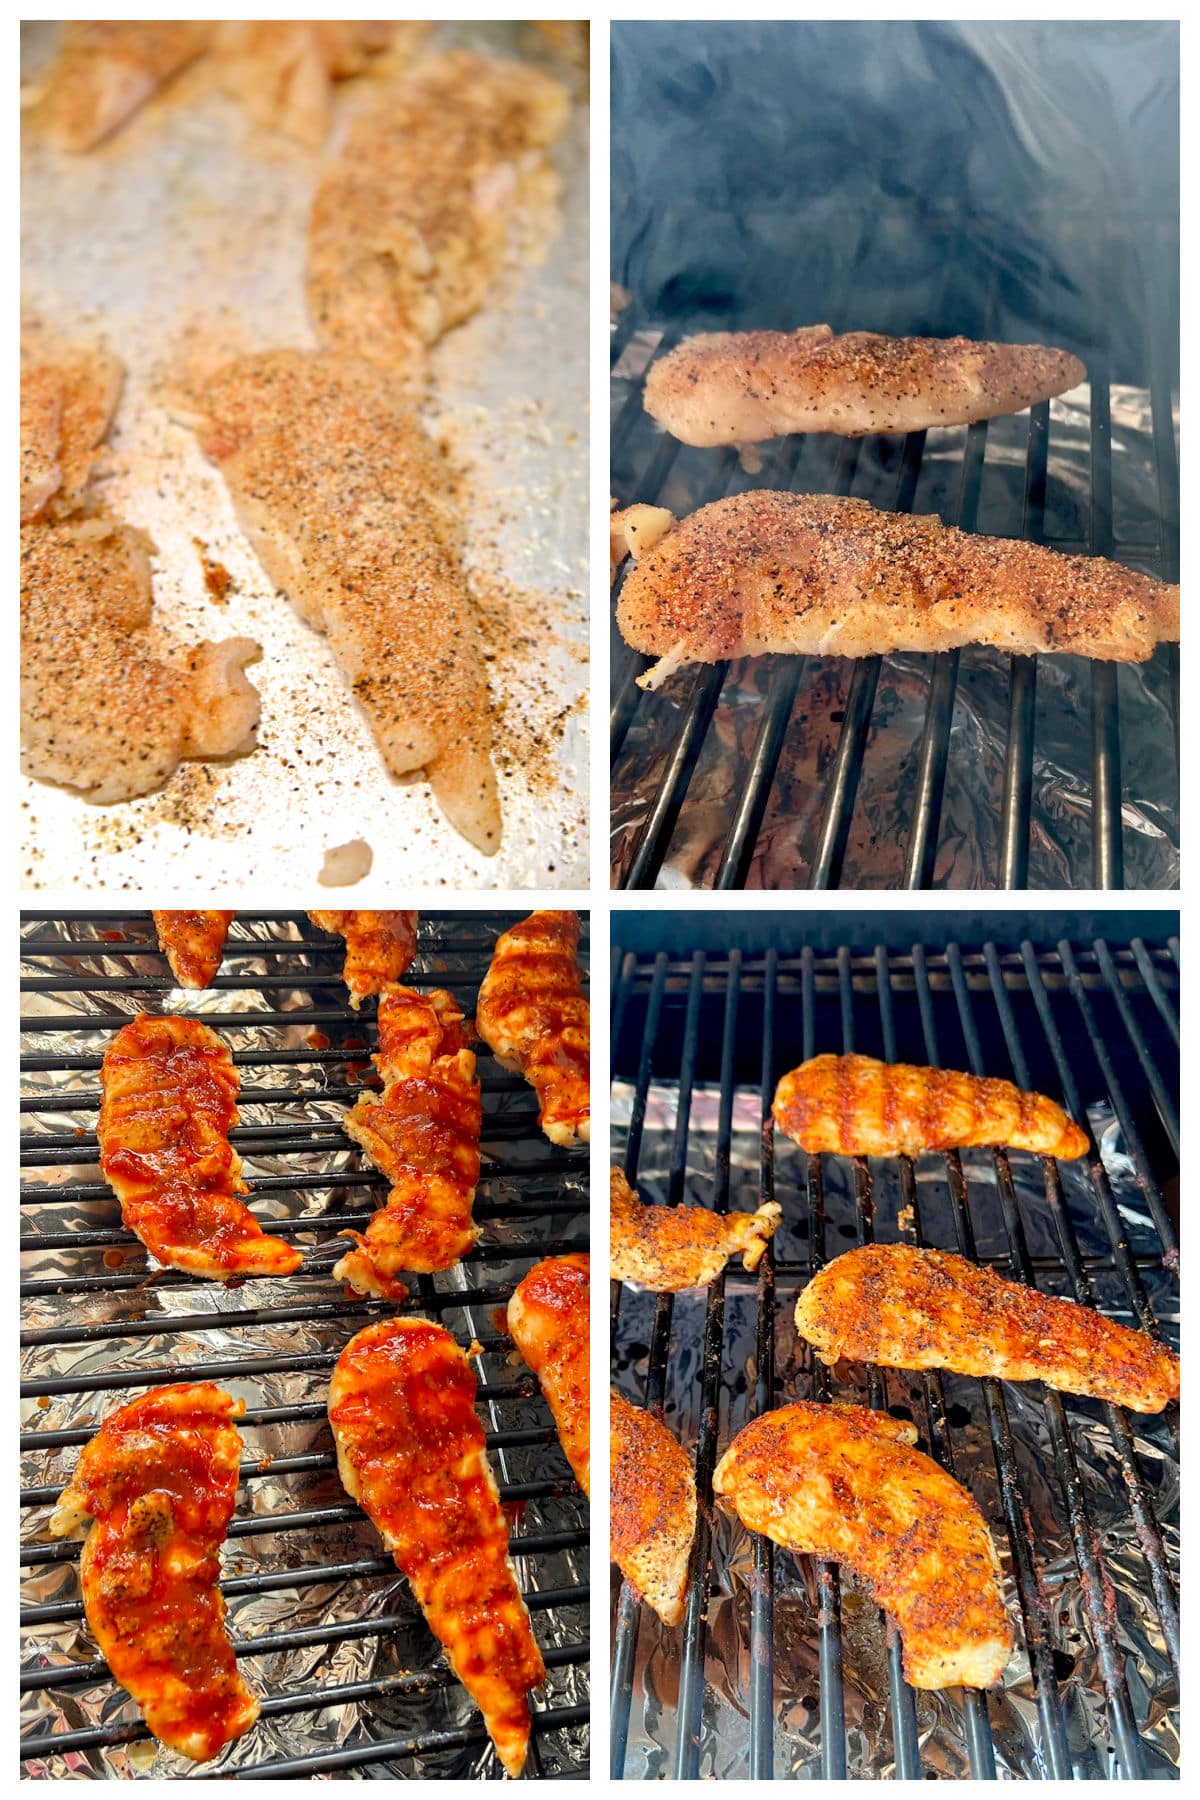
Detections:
[197, 351, 500, 852]
[307, 909, 419, 1007]
[307, 51, 569, 376]
[152, 910, 235, 990]
[773, 1053, 1089, 1159]
[795, 1243, 1179, 1414]
[39, 21, 212, 151]
[99, 1015, 302, 1279]
[336, 986, 481, 1297]
[610, 1389, 696, 1628]
[508, 1254, 590, 1495]
[610, 1166, 781, 1291]
[713, 1402, 1013, 1690]
[48, 1383, 259, 1762]
[329, 1318, 545, 1777]
[476, 911, 590, 1145]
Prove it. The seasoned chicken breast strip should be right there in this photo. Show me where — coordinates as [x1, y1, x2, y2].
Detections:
[610, 1390, 696, 1627]
[48, 1383, 259, 1762]
[616, 492, 1179, 688]
[198, 352, 500, 853]
[40, 21, 211, 151]
[152, 910, 235, 990]
[508, 1254, 590, 1495]
[307, 50, 569, 375]
[336, 985, 481, 1296]
[714, 1402, 1013, 1690]
[610, 1166, 781, 1290]
[212, 21, 427, 146]
[773, 1053, 1088, 1159]
[307, 909, 419, 1006]
[99, 1015, 302, 1279]
[20, 342, 123, 524]
[476, 910, 590, 1145]
[644, 325, 1086, 448]
[796, 1243, 1179, 1414]
[329, 1318, 546, 1777]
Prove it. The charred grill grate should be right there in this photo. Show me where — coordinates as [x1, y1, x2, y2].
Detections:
[610, 929, 1178, 1778]
[21, 912, 590, 1781]
[609, 217, 1179, 891]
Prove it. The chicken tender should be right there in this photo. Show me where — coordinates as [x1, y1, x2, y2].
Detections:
[610, 1390, 696, 1627]
[508, 1254, 590, 1495]
[476, 910, 589, 1144]
[610, 1166, 780, 1290]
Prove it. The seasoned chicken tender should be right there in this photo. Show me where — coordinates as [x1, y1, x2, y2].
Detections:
[307, 909, 419, 1006]
[307, 50, 569, 375]
[329, 1318, 545, 1777]
[773, 1053, 1088, 1159]
[610, 1167, 781, 1291]
[152, 910, 235, 990]
[714, 1402, 1013, 1690]
[48, 1383, 259, 1762]
[796, 1243, 1179, 1414]
[610, 1390, 696, 1627]
[199, 352, 500, 853]
[508, 1254, 590, 1495]
[476, 910, 590, 1145]
[20, 341, 123, 524]
[99, 1014, 302, 1279]
[21, 519, 261, 804]
[617, 491, 1180, 688]
[213, 21, 426, 146]
[41, 21, 211, 151]
[644, 325, 1087, 448]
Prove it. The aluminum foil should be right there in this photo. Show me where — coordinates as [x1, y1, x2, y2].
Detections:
[611, 1079, 1179, 1779]
[21, 21, 588, 892]
[21, 917, 589, 1779]
[610, 355, 1179, 891]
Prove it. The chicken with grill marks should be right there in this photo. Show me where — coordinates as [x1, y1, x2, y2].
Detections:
[99, 1015, 301, 1279]
[152, 910, 235, 990]
[796, 1243, 1179, 1414]
[307, 909, 419, 1007]
[610, 1166, 781, 1291]
[476, 910, 589, 1145]
[329, 1318, 545, 1777]
[335, 985, 481, 1298]
[773, 1053, 1089, 1159]
[610, 1389, 696, 1627]
[508, 1254, 590, 1495]
[48, 1383, 259, 1762]
[714, 1402, 1014, 1690]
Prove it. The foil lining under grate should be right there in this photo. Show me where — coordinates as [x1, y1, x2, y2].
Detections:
[21, 912, 590, 1780]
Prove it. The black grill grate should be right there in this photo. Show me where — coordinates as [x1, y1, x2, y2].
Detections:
[21, 912, 589, 1780]
[609, 218, 1179, 891]
[609, 930, 1178, 1778]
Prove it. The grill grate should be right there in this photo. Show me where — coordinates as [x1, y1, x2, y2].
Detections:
[609, 929, 1178, 1778]
[21, 912, 590, 1780]
[609, 217, 1179, 891]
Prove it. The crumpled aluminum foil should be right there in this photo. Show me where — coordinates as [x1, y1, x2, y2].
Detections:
[610, 355, 1178, 890]
[21, 917, 589, 1779]
[611, 1078, 1179, 1779]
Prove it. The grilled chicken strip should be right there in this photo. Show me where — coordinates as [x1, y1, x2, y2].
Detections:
[99, 1015, 302, 1279]
[616, 492, 1179, 689]
[610, 1166, 781, 1291]
[508, 1254, 590, 1495]
[40, 21, 211, 151]
[336, 985, 481, 1297]
[643, 325, 1086, 448]
[610, 1390, 696, 1627]
[21, 520, 261, 803]
[714, 1402, 1013, 1689]
[796, 1243, 1179, 1414]
[212, 22, 427, 146]
[307, 909, 419, 1007]
[773, 1053, 1088, 1160]
[198, 352, 499, 852]
[152, 910, 235, 990]
[20, 341, 123, 524]
[48, 1383, 259, 1762]
[329, 1318, 546, 1777]
[307, 51, 569, 376]
[476, 911, 590, 1145]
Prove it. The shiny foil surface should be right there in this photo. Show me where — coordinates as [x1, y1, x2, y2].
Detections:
[21, 915, 589, 1779]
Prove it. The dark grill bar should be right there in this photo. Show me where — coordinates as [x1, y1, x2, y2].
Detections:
[21, 912, 589, 1781]
[610, 926, 1178, 1778]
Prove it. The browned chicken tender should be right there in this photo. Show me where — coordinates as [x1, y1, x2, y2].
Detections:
[773, 1053, 1088, 1159]
[610, 1167, 780, 1291]
[610, 1390, 696, 1627]
[476, 910, 590, 1145]
[152, 910, 235, 990]
[508, 1253, 590, 1495]
[307, 909, 419, 1006]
